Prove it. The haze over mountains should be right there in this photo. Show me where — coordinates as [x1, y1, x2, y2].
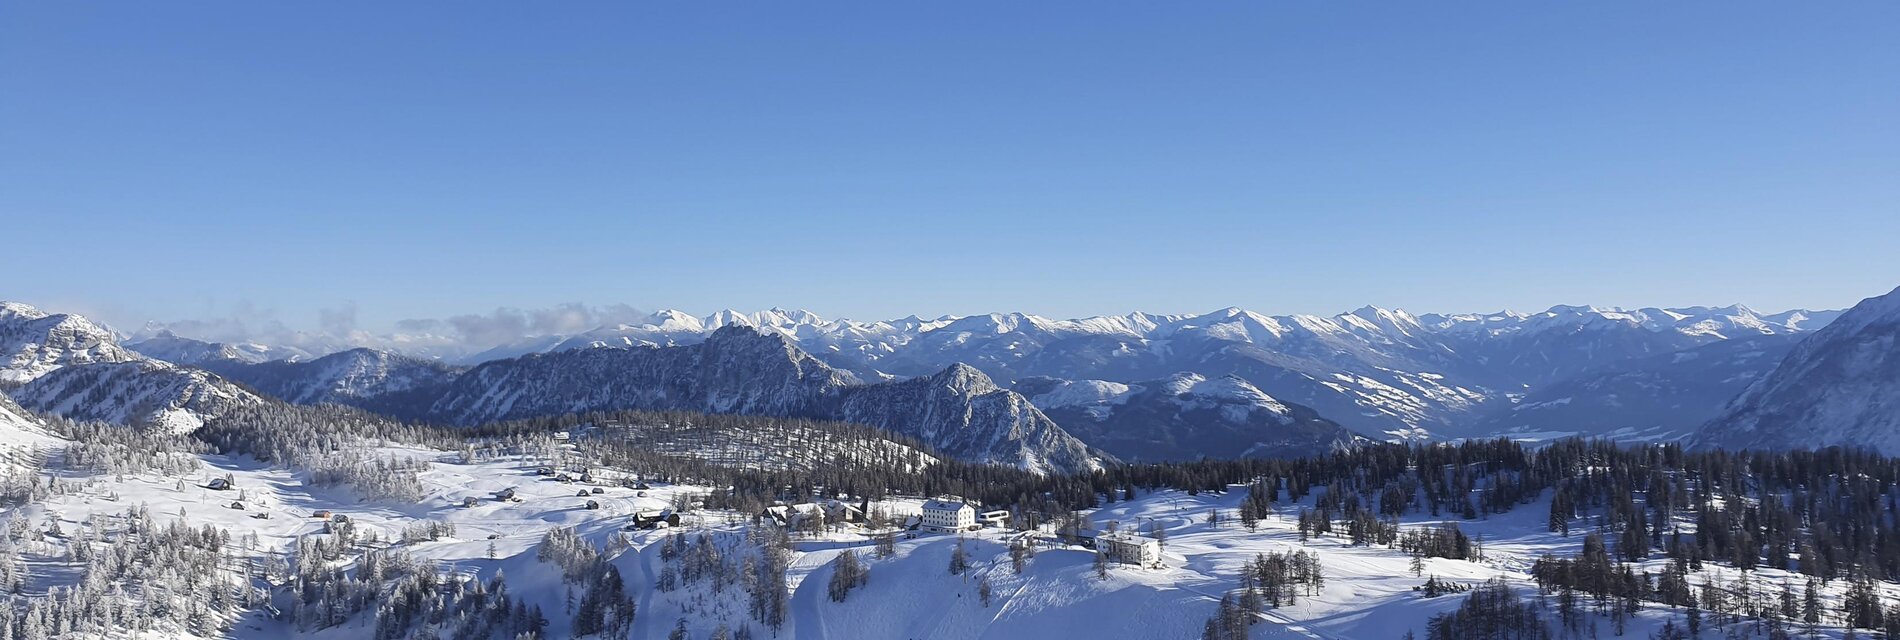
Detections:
[12, 291, 1897, 474]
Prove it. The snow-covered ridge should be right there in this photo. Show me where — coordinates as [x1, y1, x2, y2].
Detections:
[1019, 372, 1363, 462]
[1027, 380, 1137, 413]
[125, 330, 311, 366]
[128, 301, 1839, 369]
[0, 301, 140, 384]
[22, 298, 1847, 442]
[10, 359, 267, 433]
[1698, 286, 1900, 454]
[204, 347, 460, 405]
[1419, 303, 1835, 341]
[1156, 373, 1291, 415]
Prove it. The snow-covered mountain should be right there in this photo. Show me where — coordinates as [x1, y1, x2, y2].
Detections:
[1016, 372, 1367, 462]
[1418, 304, 1815, 389]
[1461, 334, 1802, 443]
[0, 302, 1100, 471]
[1698, 286, 1900, 454]
[7, 296, 1853, 455]
[835, 364, 1102, 474]
[466, 303, 1830, 438]
[125, 330, 315, 366]
[126, 300, 1841, 440]
[0, 303, 270, 432]
[0, 301, 140, 384]
[357, 327, 1106, 473]
[202, 347, 461, 405]
[9, 360, 267, 433]
[398, 327, 856, 425]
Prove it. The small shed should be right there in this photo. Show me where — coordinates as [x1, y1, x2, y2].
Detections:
[585, 500, 601, 510]
[207, 478, 232, 491]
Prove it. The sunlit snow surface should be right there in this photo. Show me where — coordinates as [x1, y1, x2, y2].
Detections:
[12, 432, 1882, 639]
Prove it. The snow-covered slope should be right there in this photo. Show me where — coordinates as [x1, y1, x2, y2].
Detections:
[0, 301, 139, 384]
[1018, 373, 1367, 462]
[0, 394, 60, 476]
[1462, 334, 1802, 443]
[204, 347, 460, 405]
[9, 360, 267, 433]
[1698, 286, 1900, 453]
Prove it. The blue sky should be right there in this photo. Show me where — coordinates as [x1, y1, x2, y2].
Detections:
[3, 1, 1896, 331]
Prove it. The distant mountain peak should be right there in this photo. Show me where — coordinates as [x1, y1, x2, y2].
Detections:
[0, 301, 140, 383]
[0, 301, 50, 321]
[928, 362, 1000, 394]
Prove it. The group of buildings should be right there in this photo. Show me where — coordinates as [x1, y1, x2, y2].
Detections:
[751, 495, 1160, 567]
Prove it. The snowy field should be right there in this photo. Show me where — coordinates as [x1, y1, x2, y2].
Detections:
[5, 425, 1880, 639]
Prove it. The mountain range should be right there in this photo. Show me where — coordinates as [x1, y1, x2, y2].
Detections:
[415, 302, 1837, 440]
[3, 307, 1112, 473]
[119, 302, 1843, 437]
[9, 293, 1894, 469]
[1014, 373, 1366, 462]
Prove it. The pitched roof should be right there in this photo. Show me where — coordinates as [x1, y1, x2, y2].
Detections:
[922, 498, 972, 512]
